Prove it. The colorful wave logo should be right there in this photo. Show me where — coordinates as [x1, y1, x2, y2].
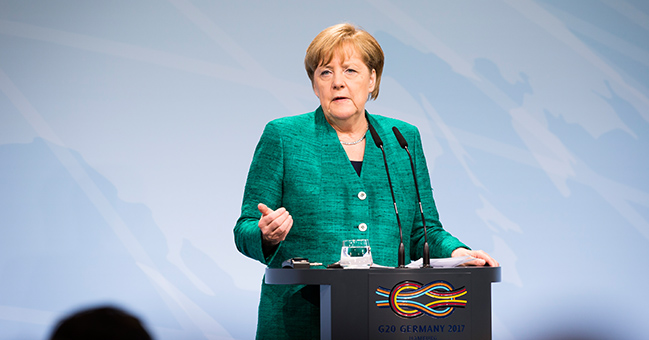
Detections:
[375, 280, 467, 318]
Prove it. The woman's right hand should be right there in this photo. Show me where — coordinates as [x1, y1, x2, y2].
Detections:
[258, 203, 293, 246]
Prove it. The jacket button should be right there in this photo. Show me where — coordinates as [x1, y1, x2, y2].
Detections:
[358, 191, 367, 200]
[358, 223, 368, 231]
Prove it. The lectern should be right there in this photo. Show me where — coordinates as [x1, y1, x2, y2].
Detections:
[265, 266, 500, 340]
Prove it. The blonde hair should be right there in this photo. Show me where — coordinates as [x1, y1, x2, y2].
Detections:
[305, 23, 384, 100]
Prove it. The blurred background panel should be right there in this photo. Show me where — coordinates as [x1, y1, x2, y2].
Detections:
[1, 1, 648, 339]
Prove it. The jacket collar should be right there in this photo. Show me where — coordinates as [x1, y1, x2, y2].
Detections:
[314, 106, 383, 180]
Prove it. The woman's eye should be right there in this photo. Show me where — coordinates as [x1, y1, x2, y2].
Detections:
[345, 68, 357, 74]
[320, 70, 332, 76]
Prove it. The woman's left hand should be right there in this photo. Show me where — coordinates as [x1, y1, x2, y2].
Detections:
[451, 248, 499, 267]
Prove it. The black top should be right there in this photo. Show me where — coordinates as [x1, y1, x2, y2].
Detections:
[351, 161, 362, 176]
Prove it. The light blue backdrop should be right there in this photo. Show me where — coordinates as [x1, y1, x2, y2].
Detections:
[1, 1, 648, 339]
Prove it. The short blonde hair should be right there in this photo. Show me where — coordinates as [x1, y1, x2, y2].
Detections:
[305, 23, 384, 100]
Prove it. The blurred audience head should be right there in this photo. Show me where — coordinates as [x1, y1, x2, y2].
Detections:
[49, 305, 152, 340]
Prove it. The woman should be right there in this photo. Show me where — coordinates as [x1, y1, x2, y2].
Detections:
[234, 23, 498, 339]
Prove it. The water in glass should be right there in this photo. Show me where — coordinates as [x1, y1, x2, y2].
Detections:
[340, 239, 372, 268]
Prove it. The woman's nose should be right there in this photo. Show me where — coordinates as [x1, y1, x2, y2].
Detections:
[332, 71, 345, 89]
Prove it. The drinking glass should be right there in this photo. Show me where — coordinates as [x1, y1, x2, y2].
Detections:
[340, 239, 373, 268]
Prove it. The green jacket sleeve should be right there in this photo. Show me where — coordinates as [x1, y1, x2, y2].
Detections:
[234, 121, 284, 265]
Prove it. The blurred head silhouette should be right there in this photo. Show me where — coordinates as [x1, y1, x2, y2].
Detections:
[49, 305, 152, 340]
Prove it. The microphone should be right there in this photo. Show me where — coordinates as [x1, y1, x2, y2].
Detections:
[368, 123, 406, 268]
[392, 127, 430, 268]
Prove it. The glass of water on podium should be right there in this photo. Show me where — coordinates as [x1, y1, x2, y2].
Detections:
[340, 239, 373, 268]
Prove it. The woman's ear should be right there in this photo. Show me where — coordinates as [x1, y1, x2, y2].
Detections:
[369, 69, 376, 92]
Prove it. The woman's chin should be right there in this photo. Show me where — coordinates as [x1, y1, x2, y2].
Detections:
[324, 107, 363, 122]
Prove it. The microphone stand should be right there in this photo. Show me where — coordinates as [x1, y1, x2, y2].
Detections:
[368, 124, 406, 268]
[392, 127, 430, 268]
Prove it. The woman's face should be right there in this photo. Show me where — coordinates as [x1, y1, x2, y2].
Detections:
[313, 45, 376, 124]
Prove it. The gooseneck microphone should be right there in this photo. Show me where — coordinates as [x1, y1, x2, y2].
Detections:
[368, 123, 406, 268]
[392, 127, 431, 268]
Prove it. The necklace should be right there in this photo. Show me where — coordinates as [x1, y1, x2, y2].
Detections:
[340, 125, 369, 146]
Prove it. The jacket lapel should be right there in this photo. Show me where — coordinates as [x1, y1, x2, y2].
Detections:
[315, 107, 366, 183]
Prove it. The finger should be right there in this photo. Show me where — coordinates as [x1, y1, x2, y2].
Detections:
[461, 257, 486, 266]
[471, 251, 487, 266]
[471, 250, 498, 267]
[455, 250, 482, 266]
[485, 257, 499, 267]
[474, 258, 487, 266]
[267, 207, 287, 221]
[265, 214, 293, 244]
[269, 214, 293, 242]
[476, 251, 499, 267]
[259, 207, 286, 229]
[269, 210, 290, 230]
[258, 203, 273, 216]
[262, 208, 287, 228]
[279, 214, 293, 236]
[259, 209, 290, 237]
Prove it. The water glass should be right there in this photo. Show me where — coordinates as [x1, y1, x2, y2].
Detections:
[340, 239, 373, 268]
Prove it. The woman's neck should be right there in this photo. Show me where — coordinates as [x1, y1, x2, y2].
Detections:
[328, 115, 368, 142]
[327, 115, 368, 162]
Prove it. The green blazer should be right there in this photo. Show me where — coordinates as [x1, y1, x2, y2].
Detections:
[234, 107, 468, 339]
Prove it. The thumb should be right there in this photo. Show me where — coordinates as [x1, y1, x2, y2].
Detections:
[257, 203, 273, 216]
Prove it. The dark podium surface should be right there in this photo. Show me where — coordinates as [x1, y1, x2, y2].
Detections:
[266, 266, 501, 340]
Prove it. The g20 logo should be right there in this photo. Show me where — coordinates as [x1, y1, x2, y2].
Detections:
[375, 280, 467, 318]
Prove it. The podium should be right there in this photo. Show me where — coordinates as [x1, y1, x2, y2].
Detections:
[265, 266, 500, 340]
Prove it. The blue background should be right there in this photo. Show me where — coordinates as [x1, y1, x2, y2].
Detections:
[1, 1, 648, 339]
